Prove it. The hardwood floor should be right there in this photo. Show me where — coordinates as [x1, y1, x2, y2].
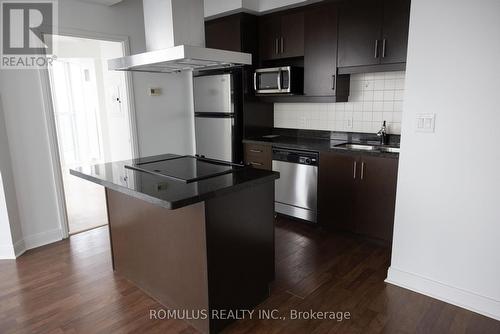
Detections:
[1, 217, 499, 333]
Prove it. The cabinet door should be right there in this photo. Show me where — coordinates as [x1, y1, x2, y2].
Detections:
[338, 0, 383, 68]
[380, 0, 411, 64]
[318, 152, 357, 230]
[280, 11, 305, 59]
[355, 156, 398, 242]
[304, 3, 338, 96]
[259, 15, 281, 61]
[205, 15, 242, 52]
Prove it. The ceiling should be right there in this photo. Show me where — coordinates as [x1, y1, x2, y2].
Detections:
[76, 0, 123, 5]
[204, 0, 324, 18]
[76, 0, 323, 16]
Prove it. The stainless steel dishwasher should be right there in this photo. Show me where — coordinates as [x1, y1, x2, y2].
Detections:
[272, 148, 318, 223]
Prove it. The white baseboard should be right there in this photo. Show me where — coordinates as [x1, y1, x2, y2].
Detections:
[13, 238, 26, 257]
[23, 228, 62, 250]
[1, 229, 62, 259]
[0, 244, 16, 259]
[386, 267, 500, 321]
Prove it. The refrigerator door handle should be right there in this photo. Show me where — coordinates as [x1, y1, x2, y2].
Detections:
[194, 112, 234, 118]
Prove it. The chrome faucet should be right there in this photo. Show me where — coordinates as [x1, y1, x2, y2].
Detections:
[377, 121, 387, 145]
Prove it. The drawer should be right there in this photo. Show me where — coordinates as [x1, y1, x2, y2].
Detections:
[244, 143, 272, 170]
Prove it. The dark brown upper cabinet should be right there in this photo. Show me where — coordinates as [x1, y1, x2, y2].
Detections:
[338, 0, 410, 73]
[259, 10, 304, 61]
[381, 0, 411, 64]
[304, 3, 338, 96]
[205, 13, 259, 63]
[303, 3, 350, 100]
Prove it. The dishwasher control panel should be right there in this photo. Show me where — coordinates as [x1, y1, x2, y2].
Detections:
[272, 148, 318, 166]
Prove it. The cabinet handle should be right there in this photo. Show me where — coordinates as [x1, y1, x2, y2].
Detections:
[374, 40, 379, 58]
[250, 162, 264, 166]
[382, 39, 387, 58]
[353, 161, 357, 179]
[361, 162, 365, 180]
[332, 75, 336, 90]
[249, 149, 263, 153]
[280, 37, 284, 54]
[275, 38, 279, 55]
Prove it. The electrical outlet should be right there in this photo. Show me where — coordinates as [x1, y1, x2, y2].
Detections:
[346, 118, 353, 129]
[148, 88, 161, 96]
[298, 116, 307, 128]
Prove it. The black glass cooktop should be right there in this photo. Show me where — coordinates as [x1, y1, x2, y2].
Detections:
[125, 155, 237, 183]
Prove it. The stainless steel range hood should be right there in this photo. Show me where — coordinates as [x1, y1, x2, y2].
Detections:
[108, 0, 252, 73]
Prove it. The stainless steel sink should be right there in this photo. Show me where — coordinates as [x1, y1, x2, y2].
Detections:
[335, 143, 400, 153]
[378, 147, 400, 153]
[336, 143, 376, 151]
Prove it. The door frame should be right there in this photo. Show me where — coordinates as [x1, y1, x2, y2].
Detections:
[39, 28, 140, 238]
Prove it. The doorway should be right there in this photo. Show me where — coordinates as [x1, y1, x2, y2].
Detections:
[47, 35, 136, 235]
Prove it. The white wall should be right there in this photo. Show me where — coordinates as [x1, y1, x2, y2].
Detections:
[0, 0, 195, 254]
[0, 98, 22, 259]
[274, 71, 405, 134]
[0, 173, 15, 259]
[387, 0, 500, 320]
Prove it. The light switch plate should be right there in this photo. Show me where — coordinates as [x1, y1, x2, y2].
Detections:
[416, 113, 436, 133]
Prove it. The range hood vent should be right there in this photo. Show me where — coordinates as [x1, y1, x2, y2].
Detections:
[108, 0, 252, 73]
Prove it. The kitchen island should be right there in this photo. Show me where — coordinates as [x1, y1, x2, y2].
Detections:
[70, 154, 279, 334]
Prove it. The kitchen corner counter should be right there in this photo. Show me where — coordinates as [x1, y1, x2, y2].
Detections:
[70, 154, 279, 210]
[243, 135, 400, 158]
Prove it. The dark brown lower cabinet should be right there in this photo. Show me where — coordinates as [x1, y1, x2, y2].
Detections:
[354, 155, 399, 242]
[318, 152, 356, 231]
[319, 151, 399, 244]
[244, 143, 272, 170]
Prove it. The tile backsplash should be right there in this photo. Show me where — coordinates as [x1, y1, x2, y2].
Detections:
[274, 71, 405, 134]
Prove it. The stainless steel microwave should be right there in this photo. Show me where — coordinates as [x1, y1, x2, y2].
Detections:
[254, 66, 303, 94]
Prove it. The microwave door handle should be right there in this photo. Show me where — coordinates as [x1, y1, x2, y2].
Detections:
[277, 71, 281, 91]
[253, 72, 257, 92]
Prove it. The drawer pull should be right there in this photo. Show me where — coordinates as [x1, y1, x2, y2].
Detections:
[249, 149, 263, 153]
[249, 162, 264, 166]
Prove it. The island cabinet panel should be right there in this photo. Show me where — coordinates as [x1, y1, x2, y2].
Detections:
[204, 181, 275, 333]
[244, 143, 272, 170]
[105, 181, 276, 334]
[105, 189, 210, 334]
[318, 151, 399, 244]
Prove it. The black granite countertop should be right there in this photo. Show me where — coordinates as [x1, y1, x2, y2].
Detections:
[243, 129, 400, 158]
[70, 154, 279, 210]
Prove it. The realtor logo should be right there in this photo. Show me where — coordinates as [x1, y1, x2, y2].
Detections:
[1, 0, 57, 69]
